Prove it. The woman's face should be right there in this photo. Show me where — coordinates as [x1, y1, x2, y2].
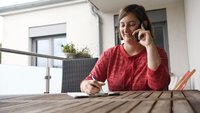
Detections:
[119, 13, 140, 40]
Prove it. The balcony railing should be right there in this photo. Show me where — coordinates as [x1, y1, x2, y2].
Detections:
[0, 47, 67, 94]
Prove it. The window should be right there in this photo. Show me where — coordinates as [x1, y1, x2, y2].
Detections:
[114, 15, 121, 45]
[151, 22, 169, 56]
[30, 23, 66, 67]
[32, 35, 66, 67]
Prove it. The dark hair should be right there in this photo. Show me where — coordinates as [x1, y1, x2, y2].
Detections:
[118, 4, 153, 39]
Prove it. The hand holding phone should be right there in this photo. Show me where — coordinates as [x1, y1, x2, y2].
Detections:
[133, 22, 147, 42]
[134, 32, 140, 42]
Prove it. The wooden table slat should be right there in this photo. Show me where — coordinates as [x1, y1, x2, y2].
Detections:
[183, 90, 200, 113]
[151, 100, 171, 113]
[159, 91, 172, 99]
[173, 91, 185, 99]
[55, 101, 99, 113]
[173, 100, 195, 113]
[136, 91, 153, 99]
[109, 101, 140, 113]
[31, 101, 80, 113]
[113, 91, 136, 99]
[147, 91, 162, 99]
[41, 101, 89, 113]
[0, 102, 47, 113]
[129, 100, 155, 113]
[92, 101, 126, 113]
[74, 101, 113, 113]
[0, 102, 27, 108]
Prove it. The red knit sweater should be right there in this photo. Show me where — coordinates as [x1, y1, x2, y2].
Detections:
[85, 44, 170, 91]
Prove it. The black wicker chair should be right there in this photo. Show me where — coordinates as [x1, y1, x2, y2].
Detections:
[62, 58, 98, 92]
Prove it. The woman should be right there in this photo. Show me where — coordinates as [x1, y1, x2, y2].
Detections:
[80, 4, 170, 94]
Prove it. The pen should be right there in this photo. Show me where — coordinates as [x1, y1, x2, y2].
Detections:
[92, 75, 98, 83]
[92, 76, 103, 92]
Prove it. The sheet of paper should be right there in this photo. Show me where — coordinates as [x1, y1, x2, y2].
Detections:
[67, 92, 89, 98]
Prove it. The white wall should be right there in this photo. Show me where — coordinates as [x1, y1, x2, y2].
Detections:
[0, 16, 3, 43]
[184, 0, 200, 90]
[167, 1, 189, 78]
[1, 2, 99, 65]
[99, 12, 115, 51]
[0, 64, 62, 94]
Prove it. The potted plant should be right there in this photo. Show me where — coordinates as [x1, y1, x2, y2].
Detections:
[61, 43, 92, 58]
[61, 43, 76, 58]
[75, 47, 91, 58]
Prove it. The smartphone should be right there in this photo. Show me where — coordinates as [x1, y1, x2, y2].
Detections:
[108, 92, 120, 96]
[133, 22, 147, 42]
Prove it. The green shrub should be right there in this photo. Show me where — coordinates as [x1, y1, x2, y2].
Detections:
[75, 47, 91, 58]
[61, 43, 76, 53]
[61, 43, 91, 58]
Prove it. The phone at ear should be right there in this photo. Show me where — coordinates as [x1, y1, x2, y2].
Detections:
[134, 22, 147, 42]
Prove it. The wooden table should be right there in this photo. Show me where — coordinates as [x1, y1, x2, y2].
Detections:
[0, 90, 200, 113]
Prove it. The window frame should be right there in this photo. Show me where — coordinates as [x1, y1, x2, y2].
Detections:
[31, 34, 66, 68]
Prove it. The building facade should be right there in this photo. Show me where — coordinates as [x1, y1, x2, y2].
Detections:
[0, 0, 200, 92]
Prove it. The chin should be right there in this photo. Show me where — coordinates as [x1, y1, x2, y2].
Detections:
[127, 37, 133, 40]
[123, 36, 132, 39]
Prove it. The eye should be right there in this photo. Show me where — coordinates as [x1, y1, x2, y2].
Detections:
[120, 23, 125, 28]
[128, 22, 136, 27]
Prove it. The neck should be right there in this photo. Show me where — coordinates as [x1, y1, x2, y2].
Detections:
[123, 42, 145, 56]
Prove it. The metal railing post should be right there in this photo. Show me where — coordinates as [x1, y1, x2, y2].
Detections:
[44, 58, 51, 94]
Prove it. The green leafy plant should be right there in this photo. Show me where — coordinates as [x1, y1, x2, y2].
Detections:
[75, 47, 91, 58]
[61, 43, 76, 53]
[61, 43, 92, 58]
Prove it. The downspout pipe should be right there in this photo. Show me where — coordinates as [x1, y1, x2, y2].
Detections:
[90, 4, 102, 56]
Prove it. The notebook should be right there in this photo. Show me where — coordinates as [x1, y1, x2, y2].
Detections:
[67, 92, 120, 98]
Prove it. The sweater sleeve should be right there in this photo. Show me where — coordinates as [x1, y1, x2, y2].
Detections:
[147, 48, 171, 90]
[85, 50, 110, 82]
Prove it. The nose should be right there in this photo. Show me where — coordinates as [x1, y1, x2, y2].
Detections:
[124, 25, 130, 33]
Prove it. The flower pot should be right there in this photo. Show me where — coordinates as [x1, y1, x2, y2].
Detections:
[65, 52, 75, 58]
